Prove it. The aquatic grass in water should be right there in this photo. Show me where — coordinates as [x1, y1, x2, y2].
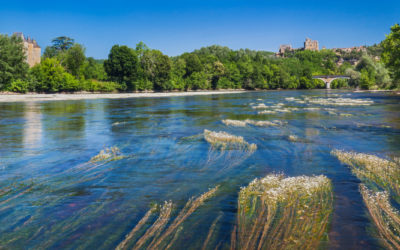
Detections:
[204, 129, 257, 152]
[360, 185, 400, 250]
[331, 150, 400, 201]
[233, 174, 333, 250]
[116, 186, 219, 249]
[90, 146, 124, 163]
[222, 119, 282, 128]
[222, 119, 247, 127]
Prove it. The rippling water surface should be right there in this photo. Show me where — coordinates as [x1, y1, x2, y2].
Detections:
[0, 90, 399, 249]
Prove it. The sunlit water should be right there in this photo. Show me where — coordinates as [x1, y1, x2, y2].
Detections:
[0, 90, 399, 249]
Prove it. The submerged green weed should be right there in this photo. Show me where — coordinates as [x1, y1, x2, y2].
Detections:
[233, 174, 333, 250]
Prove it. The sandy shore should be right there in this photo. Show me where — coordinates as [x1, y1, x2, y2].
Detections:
[0, 90, 248, 103]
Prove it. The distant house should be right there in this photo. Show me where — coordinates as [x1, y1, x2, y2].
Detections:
[13, 32, 41, 67]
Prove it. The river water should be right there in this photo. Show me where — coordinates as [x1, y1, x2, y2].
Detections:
[0, 90, 399, 249]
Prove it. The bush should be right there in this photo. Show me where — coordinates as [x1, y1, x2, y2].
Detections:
[29, 58, 80, 92]
[83, 80, 120, 92]
[7, 79, 29, 93]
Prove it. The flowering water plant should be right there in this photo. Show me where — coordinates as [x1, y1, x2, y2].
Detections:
[232, 174, 333, 250]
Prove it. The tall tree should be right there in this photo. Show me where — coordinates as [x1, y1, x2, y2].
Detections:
[51, 36, 75, 51]
[382, 23, 400, 85]
[0, 34, 28, 89]
[104, 45, 139, 89]
[63, 44, 86, 77]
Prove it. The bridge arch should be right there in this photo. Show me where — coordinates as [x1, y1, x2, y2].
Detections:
[312, 75, 350, 89]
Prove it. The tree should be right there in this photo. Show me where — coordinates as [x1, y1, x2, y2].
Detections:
[104, 45, 139, 90]
[382, 23, 400, 85]
[51, 36, 75, 51]
[63, 44, 86, 77]
[82, 57, 106, 80]
[0, 34, 29, 90]
[139, 50, 172, 90]
[30, 58, 79, 92]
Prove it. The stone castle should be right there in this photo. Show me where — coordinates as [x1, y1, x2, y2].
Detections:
[304, 38, 319, 51]
[277, 38, 319, 56]
[13, 32, 41, 67]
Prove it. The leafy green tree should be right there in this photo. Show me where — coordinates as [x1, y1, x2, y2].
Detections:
[30, 58, 79, 92]
[64, 44, 86, 77]
[82, 57, 106, 80]
[104, 45, 139, 90]
[183, 53, 203, 77]
[140, 50, 172, 90]
[51, 36, 75, 51]
[359, 68, 374, 90]
[0, 34, 29, 90]
[382, 23, 400, 86]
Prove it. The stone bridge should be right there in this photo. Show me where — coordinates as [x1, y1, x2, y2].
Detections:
[312, 75, 350, 89]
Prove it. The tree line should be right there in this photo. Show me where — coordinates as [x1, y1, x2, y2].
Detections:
[0, 24, 399, 93]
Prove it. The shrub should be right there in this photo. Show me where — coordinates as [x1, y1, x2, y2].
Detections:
[7, 79, 29, 93]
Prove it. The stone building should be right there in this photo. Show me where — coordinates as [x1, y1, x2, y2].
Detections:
[304, 38, 319, 51]
[276, 44, 293, 57]
[13, 32, 41, 67]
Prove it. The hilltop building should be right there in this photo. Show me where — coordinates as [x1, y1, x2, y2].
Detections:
[332, 46, 367, 53]
[276, 44, 293, 57]
[304, 38, 319, 51]
[13, 32, 41, 67]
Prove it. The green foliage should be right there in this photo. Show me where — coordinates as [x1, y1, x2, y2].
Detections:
[82, 57, 106, 80]
[29, 58, 80, 92]
[63, 44, 86, 77]
[104, 45, 139, 89]
[139, 49, 172, 90]
[83, 79, 120, 92]
[0, 34, 29, 90]
[382, 23, 400, 87]
[7, 79, 29, 93]
[51, 36, 75, 51]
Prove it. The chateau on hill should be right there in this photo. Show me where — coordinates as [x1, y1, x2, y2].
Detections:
[304, 38, 319, 51]
[13, 32, 41, 67]
[277, 38, 319, 56]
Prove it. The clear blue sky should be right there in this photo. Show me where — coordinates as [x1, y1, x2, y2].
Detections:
[1, 0, 398, 59]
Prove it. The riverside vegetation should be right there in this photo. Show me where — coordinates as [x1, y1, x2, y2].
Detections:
[1, 24, 400, 93]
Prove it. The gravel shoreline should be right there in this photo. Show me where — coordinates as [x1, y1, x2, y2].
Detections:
[0, 90, 248, 103]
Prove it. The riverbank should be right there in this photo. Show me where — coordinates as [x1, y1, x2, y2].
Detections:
[0, 90, 248, 103]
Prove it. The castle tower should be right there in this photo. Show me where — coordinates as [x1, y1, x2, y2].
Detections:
[13, 32, 41, 67]
[304, 38, 319, 51]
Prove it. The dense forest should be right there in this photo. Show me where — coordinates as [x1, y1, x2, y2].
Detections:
[0, 24, 399, 93]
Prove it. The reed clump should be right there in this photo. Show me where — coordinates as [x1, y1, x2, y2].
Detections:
[360, 184, 400, 250]
[234, 174, 333, 250]
[204, 129, 257, 152]
[222, 119, 281, 127]
[257, 110, 277, 114]
[308, 98, 374, 106]
[332, 149, 400, 249]
[251, 103, 268, 109]
[90, 146, 124, 163]
[116, 186, 219, 250]
[222, 119, 247, 127]
[331, 150, 400, 200]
